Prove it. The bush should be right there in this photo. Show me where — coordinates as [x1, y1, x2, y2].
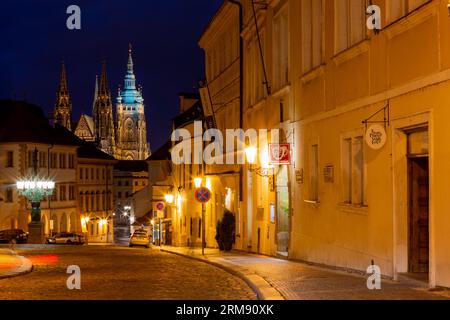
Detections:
[215, 209, 235, 252]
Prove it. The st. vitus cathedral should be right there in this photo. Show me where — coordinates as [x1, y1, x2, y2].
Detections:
[53, 46, 150, 160]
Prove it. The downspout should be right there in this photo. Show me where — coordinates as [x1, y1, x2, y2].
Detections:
[227, 0, 244, 202]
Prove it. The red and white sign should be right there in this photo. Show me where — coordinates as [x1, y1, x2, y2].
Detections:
[269, 144, 291, 165]
[156, 202, 165, 211]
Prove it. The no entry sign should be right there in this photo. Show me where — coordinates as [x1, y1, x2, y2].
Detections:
[195, 187, 211, 204]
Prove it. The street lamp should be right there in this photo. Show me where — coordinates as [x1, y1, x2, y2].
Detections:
[244, 145, 274, 177]
[164, 194, 174, 204]
[194, 177, 203, 189]
[17, 178, 55, 243]
[245, 146, 257, 165]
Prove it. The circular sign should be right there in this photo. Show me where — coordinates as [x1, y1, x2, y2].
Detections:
[156, 202, 165, 211]
[365, 124, 387, 150]
[195, 187, 211, 204]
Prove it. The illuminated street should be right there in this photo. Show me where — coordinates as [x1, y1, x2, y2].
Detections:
[0, 245, 256, 300]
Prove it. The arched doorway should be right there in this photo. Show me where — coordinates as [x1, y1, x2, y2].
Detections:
[60, 213, 69, 232]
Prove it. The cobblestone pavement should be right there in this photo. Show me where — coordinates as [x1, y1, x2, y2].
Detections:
[162, 247, 450, 300]
[0, 245, 256, 300]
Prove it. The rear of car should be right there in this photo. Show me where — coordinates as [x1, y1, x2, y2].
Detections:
[129, 230, 150, 248]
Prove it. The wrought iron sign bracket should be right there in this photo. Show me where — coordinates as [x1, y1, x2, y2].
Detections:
[362, 104, 390, 130]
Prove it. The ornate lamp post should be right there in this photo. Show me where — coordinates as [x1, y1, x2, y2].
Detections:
[16, 148, 55, 244]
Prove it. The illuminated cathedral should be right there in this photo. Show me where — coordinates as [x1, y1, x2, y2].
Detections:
[54, 46, 150, 160]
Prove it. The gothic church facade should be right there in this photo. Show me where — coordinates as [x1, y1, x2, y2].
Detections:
[55, 47, 150, 161]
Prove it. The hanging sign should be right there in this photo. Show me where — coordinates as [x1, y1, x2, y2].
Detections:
[365, 124, 387, 150]
[269, 144, 291, 165]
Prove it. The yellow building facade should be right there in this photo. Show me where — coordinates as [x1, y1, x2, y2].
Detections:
[198, 0, 450, 288]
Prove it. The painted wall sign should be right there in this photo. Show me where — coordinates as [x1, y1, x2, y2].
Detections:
[269, 144, 291, 165]
[365, 124, 387, 150]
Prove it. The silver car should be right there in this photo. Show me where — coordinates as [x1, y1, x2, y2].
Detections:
[129, 230, 150, 248]
[47, 232, 85, 245]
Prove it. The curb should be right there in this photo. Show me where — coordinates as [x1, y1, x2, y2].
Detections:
[0, 252, 34, 280]
[160, 248, 285, 300]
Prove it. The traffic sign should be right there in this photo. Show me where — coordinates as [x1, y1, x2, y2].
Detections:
[156, 202, 165, 211]
[195, 187, 211, 204]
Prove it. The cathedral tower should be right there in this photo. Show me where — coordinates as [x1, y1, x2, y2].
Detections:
[116, 46, 150, 160]
[93, 62, 116, 156]
[54, 62, 73, 131]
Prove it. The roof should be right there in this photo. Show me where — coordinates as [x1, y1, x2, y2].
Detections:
[0, 100, 117, 162]
[75, 114, 94, 136]
[147, 140, 172, 161]
[114, 160, 148, 172]
[77, 141, 116, 161]
[172, 100, 204, 129]
[0, 100, 80, 146]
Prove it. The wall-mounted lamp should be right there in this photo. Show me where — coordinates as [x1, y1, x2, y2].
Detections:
[245, 146, 274, 178]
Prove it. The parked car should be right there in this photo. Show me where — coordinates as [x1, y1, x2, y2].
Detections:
[129, 230, 150, 248]
[46, 232, 85, 245]
[0, 229, 28, 244]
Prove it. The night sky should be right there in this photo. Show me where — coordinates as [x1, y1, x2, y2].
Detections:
[0, 0, 222, 151]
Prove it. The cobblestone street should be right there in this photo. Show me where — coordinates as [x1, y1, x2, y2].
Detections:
[0, 245, 256, 300]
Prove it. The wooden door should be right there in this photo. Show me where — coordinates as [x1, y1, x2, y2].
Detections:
[408, 157, 429, 273]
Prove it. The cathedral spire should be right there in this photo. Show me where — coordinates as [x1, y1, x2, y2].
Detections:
[58, 61, 69, 94]
[54, 61, 73, 131]
[99, 61, 110, 95]
[93, 61, 116, 157]
[128, 43, 134, 74]
[92, 75, 98, 113]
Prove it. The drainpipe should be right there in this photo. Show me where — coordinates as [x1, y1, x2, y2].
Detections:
[227, 0, 244, 202]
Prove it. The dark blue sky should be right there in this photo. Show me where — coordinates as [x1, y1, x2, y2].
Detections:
[0, 0, 222, 151]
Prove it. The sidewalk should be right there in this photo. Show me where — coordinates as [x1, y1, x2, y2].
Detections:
[160, 246, 450, 300]
[0, 249, 33, 279]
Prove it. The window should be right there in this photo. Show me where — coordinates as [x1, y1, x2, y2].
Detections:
[85, 168, 89, 180]
[80, 168, 83, 180]
[6, 151, 14, 168]
[134, 181, 138, 186]
[118, 181, 122, 186]
[59, 186, 67, 201]
[27, 150, 33, 168]
[310, 144, 319, 202]
[68, 154, 75, 169]
[96, 168, 100, 180]
[51, 187, 58, 202]
[6, 188, 13, 203]
[302, 0, 323, 73]
[388, 0, 430, 24]
[273, 5, 289, 90]
[59, 153, 66, 169]
[39, 152, 47, 168]
[79, 193, 84, 211]
[335, 0, 365, 54]
[50, 153, 57, 169]
[341, 135, 366, 205]
[118, 192, 122, 199]
[69, 186, 75, 201]
[91, 168, 94, 180]
[245, 30, 266, 107]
